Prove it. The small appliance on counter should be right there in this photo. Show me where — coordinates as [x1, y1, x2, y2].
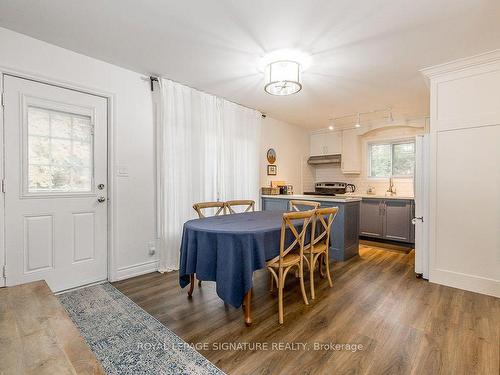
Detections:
[279, 185, 293, 195]
[304, 182, 355, 196]
[346, 184, 356, 194]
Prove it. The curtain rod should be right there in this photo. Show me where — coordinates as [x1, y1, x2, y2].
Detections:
[149, 76, 159, 91]
[143, 75, 265, 117]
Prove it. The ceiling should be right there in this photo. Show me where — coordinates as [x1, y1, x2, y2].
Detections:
[1, 0, 499, 129]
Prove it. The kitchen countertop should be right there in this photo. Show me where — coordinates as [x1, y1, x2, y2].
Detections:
[261, 194, 414, 201]
[261, 194, 362, 203]
[336, 194, 415, 200]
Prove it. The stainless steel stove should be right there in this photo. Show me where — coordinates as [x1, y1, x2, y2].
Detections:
[304, 182, 355, 196]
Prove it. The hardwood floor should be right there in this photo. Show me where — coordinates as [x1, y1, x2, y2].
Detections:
[113, 243, 499, 375]
[0, 281, 104, 375]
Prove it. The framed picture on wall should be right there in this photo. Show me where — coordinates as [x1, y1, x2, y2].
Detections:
[266, 148, 276, 164]
[267, 164, 277, 176]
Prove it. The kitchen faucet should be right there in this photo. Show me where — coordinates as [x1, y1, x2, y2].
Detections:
[386, 176, 397, 196]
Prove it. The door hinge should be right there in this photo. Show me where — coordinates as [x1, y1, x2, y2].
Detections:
[2, 265, 6, 278]
[1, 92, 4, 108]
[1, 179, 5, 193]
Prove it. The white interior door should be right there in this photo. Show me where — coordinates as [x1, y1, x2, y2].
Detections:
[3, 75, 108, 292]
[414, 134, 429, 279]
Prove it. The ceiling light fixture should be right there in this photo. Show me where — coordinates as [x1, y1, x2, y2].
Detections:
[264, 60, 302, 95]
[261, 49, 311, 96]
[328, 125, 334, 130]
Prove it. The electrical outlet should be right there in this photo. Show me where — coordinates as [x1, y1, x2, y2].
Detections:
[148, 240, 156, 256]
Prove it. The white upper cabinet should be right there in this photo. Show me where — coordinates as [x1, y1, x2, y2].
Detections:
[310, 131, 342, 156]
[341, 129, 361, 174]
[310, 132, 325, 156]
[327, 131, 343, 154]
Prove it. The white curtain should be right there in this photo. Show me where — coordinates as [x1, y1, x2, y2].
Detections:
[218, 100, 261, 204]
[158, 79, 261, 271]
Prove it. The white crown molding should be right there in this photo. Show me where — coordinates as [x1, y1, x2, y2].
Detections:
[420, 49, 500, 81]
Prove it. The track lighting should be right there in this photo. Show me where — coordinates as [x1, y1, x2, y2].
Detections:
[355, 113, 361, 128]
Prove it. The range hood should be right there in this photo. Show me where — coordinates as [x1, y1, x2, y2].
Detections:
[307, 154, 342, 165]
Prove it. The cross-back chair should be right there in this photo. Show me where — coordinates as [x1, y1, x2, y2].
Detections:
[289, 200, 320, 212]
[225, 200, 255, 214]
[304, 207, 338, 299]
[267, 210, 314, 324]
[189, 201, 226, 294]
[192, 201, 225, 219]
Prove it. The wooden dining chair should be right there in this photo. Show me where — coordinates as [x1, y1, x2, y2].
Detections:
[289, 200, 320, 212]
[192, 201, 226, 218]
[267, 210, 314, 324]
[225, 200, 255, 214]
[189, 201, 226, 294]
[304, 207, 338, 299]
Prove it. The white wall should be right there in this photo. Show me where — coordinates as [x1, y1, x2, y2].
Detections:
[314, 126, 425, 196]
[260, 117, 312, 194]
[0, 27, 158, 281]
[422, 50, 500, 297]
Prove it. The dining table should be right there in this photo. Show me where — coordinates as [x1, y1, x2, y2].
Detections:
[179, 210, 312, 325]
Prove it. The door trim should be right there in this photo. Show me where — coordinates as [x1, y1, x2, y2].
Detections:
[0, 66, 118, 287]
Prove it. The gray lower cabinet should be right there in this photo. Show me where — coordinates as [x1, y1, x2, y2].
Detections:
[360, 198, 414, 243]
[359, 199, 384, 238]
[384, 200, 413, 242]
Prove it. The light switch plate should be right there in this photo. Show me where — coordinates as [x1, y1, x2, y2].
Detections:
[116, 165, 129, 177]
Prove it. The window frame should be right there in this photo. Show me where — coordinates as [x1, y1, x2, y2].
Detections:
[367, 138, 415, 179]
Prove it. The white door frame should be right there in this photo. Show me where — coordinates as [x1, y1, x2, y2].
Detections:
[0, 66, 118, 287]
[414, 134, 430, 279]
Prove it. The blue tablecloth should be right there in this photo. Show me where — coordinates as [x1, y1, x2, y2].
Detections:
[179, 211, 307, 308]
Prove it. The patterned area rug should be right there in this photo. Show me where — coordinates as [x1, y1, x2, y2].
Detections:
[58, 283, 224, 375]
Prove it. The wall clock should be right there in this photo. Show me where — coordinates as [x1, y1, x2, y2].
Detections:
[267, 148, 276, 164]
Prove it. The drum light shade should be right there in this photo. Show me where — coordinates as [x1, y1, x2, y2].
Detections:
[264, 60, 302, 96]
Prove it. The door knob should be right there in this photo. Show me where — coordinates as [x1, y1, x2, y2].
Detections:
[412, 217, 423, 224]
[97, 196, 106, 203]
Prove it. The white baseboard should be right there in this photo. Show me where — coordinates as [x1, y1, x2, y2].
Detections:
[430, 268, 500, 298]
[114, 259, 159, 281]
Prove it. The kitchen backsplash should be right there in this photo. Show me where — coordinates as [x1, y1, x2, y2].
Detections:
[301, 156, 315, 193]
[311, 164, 414, 197]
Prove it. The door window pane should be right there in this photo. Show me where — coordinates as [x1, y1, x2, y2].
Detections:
[27, 106, 93, 193]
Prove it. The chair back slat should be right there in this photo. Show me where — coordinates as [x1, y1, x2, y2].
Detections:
[277, 210, 314, 266]
[193, 201, 225, 218]
[289, 200, 320, 212]
[225, 200, 255, 214]
[311, 207, 338, 248]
